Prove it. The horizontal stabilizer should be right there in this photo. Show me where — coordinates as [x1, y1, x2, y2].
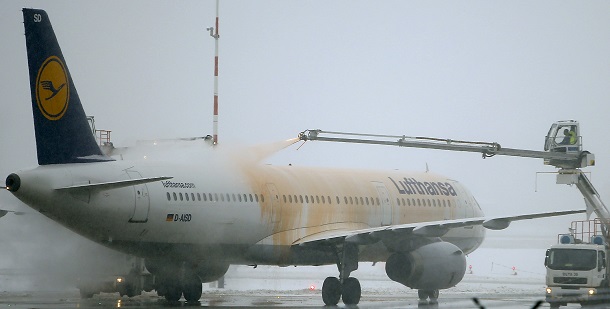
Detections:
[0, 209, 26, 218]
[55, 176, 173, 192]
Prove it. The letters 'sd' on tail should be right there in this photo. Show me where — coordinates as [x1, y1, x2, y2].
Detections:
[22, 9, 112, 165]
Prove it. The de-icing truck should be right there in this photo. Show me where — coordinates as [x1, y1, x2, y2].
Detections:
[545, 219, 610, 307]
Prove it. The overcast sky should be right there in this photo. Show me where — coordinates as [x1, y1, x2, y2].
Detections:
[1, 1, 610, 273]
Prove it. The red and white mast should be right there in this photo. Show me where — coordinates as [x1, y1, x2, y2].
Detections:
[208, 0, 220, 145]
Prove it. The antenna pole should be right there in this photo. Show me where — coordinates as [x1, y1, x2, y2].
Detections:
[207, 0, 220, 145]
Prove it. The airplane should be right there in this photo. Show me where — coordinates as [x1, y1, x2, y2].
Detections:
[4, 8, 585, 305]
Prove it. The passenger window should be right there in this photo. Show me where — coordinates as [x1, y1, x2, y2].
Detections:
[261, 195, 265, 203]
[299, 195, 303, 203]
[336, 196, 340, 204]
[191, 193, 195, 201]
[355, 197, 359, 205]
[305, 195, 309, 203]
[349, 197, 353, 204]
[255, 194, 259, 202]
[289, 195, 293, 203]
[376, 197, 380, 205]
[396, 198, 401, 206]
[179, 193, 184, 201]
[360, 197, 364, 205]
[316, 196, 320, 204]
[344, 197, 348, 204]
[283, 195, 287, 203]
[238, 194, 242, 202]
[186, 193, 190, 201]
[166, 192, 171, 201]
[249, 194, 253, 202]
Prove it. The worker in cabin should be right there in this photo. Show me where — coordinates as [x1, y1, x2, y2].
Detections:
[568, 127, 577, 145]
[560, 129, 571, 145]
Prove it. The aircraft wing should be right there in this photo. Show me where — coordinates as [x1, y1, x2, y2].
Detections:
[294, 209, 585, 246]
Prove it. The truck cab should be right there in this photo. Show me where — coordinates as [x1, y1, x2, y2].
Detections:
[545, 220, 610, 307]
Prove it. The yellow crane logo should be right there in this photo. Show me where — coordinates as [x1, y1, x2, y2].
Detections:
[36, 56, 69, 120]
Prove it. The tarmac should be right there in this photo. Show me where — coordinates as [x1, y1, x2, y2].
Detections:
[0, 274, 587, 309]
[1, 260, 607, 308]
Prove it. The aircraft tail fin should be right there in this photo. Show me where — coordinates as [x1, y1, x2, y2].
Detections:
[22, 8, 113, 165]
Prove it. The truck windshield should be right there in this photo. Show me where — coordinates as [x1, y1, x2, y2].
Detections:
[548, 249, 597, 271]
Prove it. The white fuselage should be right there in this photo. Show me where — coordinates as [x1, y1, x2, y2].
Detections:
[11, 147, 485, 266]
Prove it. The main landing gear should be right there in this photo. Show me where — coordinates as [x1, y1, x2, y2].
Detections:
[148, 261, 203, 303]
[155, 272, 202, 302]
[322, 276, 362, 306]
[418, 289, 439, 307]
[321, 243, 362, 306]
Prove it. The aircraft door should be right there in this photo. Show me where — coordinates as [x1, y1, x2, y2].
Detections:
[373, 182, 392, 226]
[127, 170, 150, 223]
[265, 183, 281, 227]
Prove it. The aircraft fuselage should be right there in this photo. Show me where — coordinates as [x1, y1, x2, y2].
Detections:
[10, 154, 485, 266]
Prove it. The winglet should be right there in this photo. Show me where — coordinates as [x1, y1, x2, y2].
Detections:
[22, 9, 113, 165]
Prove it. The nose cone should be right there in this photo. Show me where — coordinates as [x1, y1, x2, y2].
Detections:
[5, 173, 21, 192]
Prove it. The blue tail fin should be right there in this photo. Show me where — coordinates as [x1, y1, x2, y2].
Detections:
[22, 8, 113, 165]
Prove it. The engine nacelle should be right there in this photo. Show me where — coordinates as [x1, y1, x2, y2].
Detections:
[195, 260, 230, 283]
[385, 242, 466, 290]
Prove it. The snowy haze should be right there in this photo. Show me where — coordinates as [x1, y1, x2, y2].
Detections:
[1, 0, 609, 290]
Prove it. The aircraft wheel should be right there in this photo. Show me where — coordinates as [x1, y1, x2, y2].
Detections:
[341, 277, 361, 305]
[418, 289, 439, 303]
[322, 276, 341, 306]
[182, 274, 202, 302]
[160, 276, 182, 302]
[429, 289, 439, 302]
[164, 284, 182, 302]
[418, 289, 428, 300]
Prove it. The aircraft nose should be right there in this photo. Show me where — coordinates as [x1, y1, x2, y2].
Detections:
[5, 173, 21, 192]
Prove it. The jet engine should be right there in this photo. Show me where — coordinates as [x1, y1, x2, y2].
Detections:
[385, 242, 466, 290]
[195, 260, 230, 283]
